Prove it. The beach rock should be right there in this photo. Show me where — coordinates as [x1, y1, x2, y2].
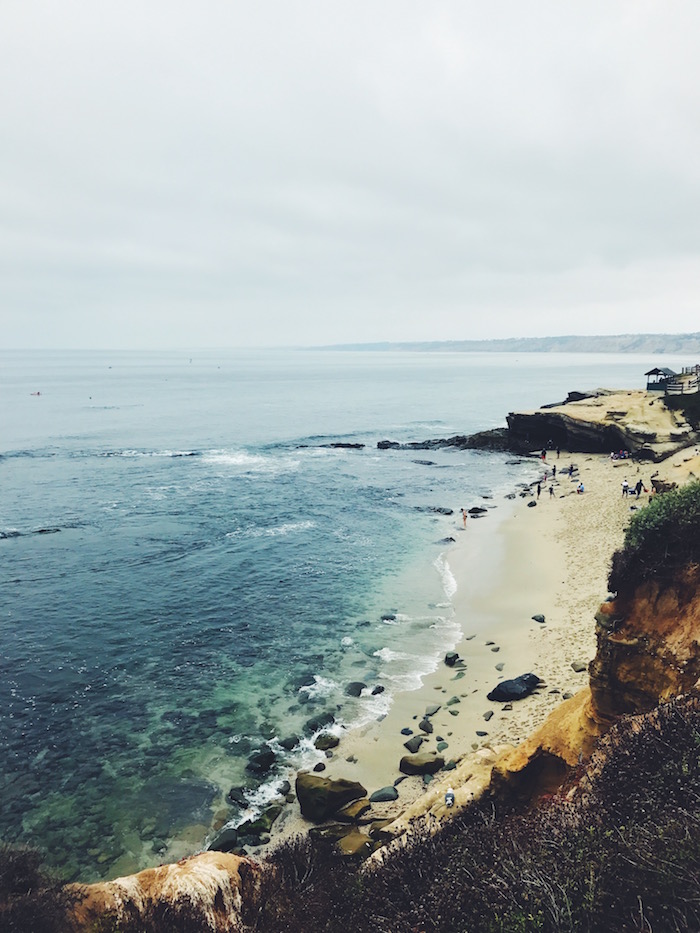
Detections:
[439, 537, 456, 544]
[345, 681, 367, 697]
[487, 673, 541, 702]
[483, 710, 494, 721]
[207, 827, 239, 853]
[314, 733, 340, 751]
[371, 685, 385, 695]
[295, 773, 367, 823]
[532, 614, 546, 624]
[495, 663, 505, 671]
[403, 735, 424, 753]
[527, 500, 537, 507]
[418, 718, 433, 734]
[425, 704, 441, 716]
[571, 661, 588, 673]
[279, 735, 300, 751]
[436, 741, 448, 752]
[476, 730, 488, 737]
[227, 787, 247, 807]
[277, 780, 291, 796]
[246, 747, 276, 774]
[381, 613, 397, 622]
[468, 506, 488, 514]
[313, 763, 326, 772]
[336, 798, 371, 822]
[444, 652, 459, 666]
[400, 727, 413, 736]
[304, 712, 335, 734]
[446, 696, 461, 706]
[369, 785, 399, 803]
[423, 773, 433, 785]
[399, 753, 445, 776]
[236, 805, 282, 839]
[452, 670, 466, 680]
[377, 440, 401, 449]
[337, 830, 373, 858]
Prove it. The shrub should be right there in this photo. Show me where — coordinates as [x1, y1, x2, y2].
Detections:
[0, 842, 83, 933]
[609, 480, 700, 592]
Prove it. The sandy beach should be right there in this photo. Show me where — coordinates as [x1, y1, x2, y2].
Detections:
[270, 443, 700, 843]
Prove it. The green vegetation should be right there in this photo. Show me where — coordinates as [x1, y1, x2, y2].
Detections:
[609, 480, 700, 592]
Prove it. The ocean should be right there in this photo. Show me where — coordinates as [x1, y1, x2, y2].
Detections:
[0, 349, 684, 881]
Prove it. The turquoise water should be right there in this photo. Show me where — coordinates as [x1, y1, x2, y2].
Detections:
[0, 349, 682, 880]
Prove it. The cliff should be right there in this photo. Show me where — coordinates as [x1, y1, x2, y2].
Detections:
[492, 560, 700, 800]
[506, 390, 698, 461]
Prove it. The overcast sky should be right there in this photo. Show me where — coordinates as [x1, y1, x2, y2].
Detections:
[2, 2, 700, 349]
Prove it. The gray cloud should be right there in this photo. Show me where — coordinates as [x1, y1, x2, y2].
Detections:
[2, 1, 700, 347]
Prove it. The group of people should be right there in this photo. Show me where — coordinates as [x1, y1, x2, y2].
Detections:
[621, 478, 645, 498]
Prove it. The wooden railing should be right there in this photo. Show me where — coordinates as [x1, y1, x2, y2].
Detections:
[666, 377, 699, 395]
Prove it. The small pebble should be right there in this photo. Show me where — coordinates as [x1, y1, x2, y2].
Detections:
[495, 662, 505, 671]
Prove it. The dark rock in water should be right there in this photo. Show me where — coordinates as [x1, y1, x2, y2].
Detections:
[345, 681, 367, 697]
[227, 787, 248, 807]
[246, 747, 276, 774]
[208, 827, 239, 853]
[323, 442, 365, 449]
[399, 753, 444, 776]
[413, 459, 436, 466]
[415, 506, 454, 515]
[236, 805, 283, 838]
[295, 773, 367, 823]
[279, 735, 300, 751]
[487, 673, 541, 702]
[369, 785, 399, 803]
[371, 685, 385, 695]
[313, 762, 326, 772]
[444, 652, 459, 667]
[418, 719, 433, 734]
[403, 735, 424, 753]
[277, 780, 291, 796]
[439, 537, 456, 544]
[531, 614, 546, 624]
[314, 733, 340, 751]
[377, 440, 401, 449]
[380, 613, 397, 622]
[35, 527, 61, 535]
[304, 712, 335, 734]
[400, 727, 413, 736]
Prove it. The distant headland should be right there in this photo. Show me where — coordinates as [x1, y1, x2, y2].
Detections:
[315, 332, 700, 354]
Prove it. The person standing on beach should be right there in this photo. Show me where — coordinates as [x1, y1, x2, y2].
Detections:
[622, 479, 629, 497]
[552, 464, 556, 478]
[537, 483, 541, 498]
[461, 508, 467, 528]
[635, 479, 643, 498]
[549, 485, 555, 498]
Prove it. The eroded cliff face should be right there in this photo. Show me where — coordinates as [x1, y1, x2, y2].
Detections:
[73, 851, 259, 933]
[589, 565, 700, 724]
[493, 564, 700, 799]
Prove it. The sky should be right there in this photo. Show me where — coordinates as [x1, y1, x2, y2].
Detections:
[2, 1, 700, 349]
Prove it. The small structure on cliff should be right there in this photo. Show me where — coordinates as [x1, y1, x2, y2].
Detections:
[644, 367, 677, 392]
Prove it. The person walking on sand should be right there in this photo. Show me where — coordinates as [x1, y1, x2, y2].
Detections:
[537, 483, 541, 498]
[549, 485, 555, 498]
[635, 479, 643, 498]
[552, 464, 556, 478]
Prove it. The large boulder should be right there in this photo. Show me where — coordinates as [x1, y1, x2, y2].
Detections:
[399, 753, 445, 776]
[295, 773, 367, 823]
[487, 673, 541, 702]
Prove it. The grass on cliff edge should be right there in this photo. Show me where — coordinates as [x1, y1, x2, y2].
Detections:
[609, 479, 700, 593]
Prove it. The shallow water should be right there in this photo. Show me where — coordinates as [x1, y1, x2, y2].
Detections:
[0, 349, 682, 879]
